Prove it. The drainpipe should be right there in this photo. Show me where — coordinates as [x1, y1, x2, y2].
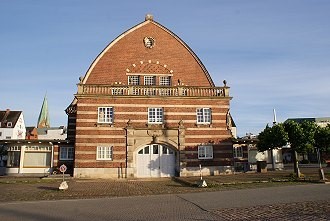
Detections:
[125, 128, 128, 179]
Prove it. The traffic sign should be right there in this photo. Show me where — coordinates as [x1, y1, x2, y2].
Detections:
[59, 164, 67, 173]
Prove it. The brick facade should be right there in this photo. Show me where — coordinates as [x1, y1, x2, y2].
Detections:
[67, 15, 234, 178]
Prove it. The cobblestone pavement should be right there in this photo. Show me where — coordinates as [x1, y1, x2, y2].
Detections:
[211, 200, 330, 221]
[0, 168, 328, 203]
[0, 178, 299, 202]
[0, 184, 329, 221]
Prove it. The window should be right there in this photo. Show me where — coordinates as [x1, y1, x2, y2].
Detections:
[23, 145, 52, 167]
[233, 146, 243, 158]
[7, 146, 20, 167]
[153, 145, 159, 154]
[144, 76, 156, 85]
[128, 76, 140, 85]
[162, 146, 174, 154]
[60, 147, 74, 160]
[24, 152, 51, 167]
[198, 145, 213, 159]
[148, 107, 163, 124]
[196, 108, 211, 124]
[159, 76, 171, 86]
[97, 146, 113, 160]
[138, 146, 150, 155]
[7, 122, 12, 127]
[98, 107, 114, 123]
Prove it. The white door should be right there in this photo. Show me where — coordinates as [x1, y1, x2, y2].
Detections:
[150, 145, 160, 177]
[136, 144, 175, 178]
[160, 146, 175, 177]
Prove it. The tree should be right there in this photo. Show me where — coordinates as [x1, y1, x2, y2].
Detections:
[300, 121, 318, 157]
[258, 120, 327, 178]
[314, 125, 330, 180]
[257, 123, 288, 169]
[283, 120, 318, 177]
[315, 125, 330, 154]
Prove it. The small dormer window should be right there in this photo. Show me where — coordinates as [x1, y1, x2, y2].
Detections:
[7, 122, 12, 128]
[144, 76, 156, 85]
[128, 76, 140, 85]
[159, 76, 171, 86]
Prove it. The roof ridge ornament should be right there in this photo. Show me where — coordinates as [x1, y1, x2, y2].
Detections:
[145, 14, 153, 21]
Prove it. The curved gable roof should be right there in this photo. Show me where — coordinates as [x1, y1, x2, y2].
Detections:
[82, 16, 215, 87]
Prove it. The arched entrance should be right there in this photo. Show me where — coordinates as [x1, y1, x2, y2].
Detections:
[136, 144, 176, 178]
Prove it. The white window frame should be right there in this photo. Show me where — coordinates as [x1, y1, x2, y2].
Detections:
[98, 107, 114, 124]
[60, 147, 74, 160]
[148, 107, 163, 124]
[196, 108, 211, 124]
[198, 145, 213, 159]
[144, 76, 156, 85]
[233, 146, 243, 158]
[128, 76, 140, 85]
[159, 76, 171, 86]
[96, 146, 113, 160]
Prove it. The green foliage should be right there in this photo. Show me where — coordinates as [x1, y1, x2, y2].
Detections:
[258, 120, 323, 154]
[257, 123, 288, 152]
[315, 125, 330, 153]
[282, 120, 318, 154]
[300, 121, 318, 153]
[283, 120, 304, 152]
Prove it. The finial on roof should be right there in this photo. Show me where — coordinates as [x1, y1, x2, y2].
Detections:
[145, 14, 154, 21]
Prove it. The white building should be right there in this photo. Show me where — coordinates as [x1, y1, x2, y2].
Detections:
[0, 109, 26, 140]
[0, 109, 27, 173]
[37, 127, 67, 140]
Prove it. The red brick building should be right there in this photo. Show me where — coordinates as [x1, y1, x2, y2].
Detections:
[66, 14, 234, 178]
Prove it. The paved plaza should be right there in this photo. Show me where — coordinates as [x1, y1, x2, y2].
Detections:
[0, 168, 329, 220]
[0, 184, 329, 221]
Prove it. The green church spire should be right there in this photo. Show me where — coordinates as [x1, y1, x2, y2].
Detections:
[37, 95, 50, 128]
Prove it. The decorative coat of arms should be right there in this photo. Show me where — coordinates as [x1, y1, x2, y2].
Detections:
[143, 37, 155, 48]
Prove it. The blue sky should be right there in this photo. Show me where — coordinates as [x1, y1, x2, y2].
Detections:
[1, 0, 329, 137]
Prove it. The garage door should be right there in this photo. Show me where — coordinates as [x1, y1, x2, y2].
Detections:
[137, 144, 175, 178]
